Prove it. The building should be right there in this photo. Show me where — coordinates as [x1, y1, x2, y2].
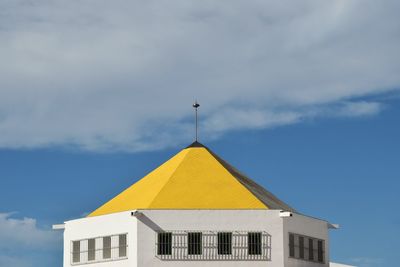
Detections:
[54, 141, 353, 267]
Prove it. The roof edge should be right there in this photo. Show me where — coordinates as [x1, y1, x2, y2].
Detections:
[186, 141, 207, 148]
[204, 146, 297, 213]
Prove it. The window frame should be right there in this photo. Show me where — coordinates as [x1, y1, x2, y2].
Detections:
[102, 236, 111, 259]
[155, 230, 271, 261]
[248, 232, 262, 255]
[70, 233, 128, 265]
[317, 240, 324, 263]
[87, 238, 95, 261]
[299, 236, 304, 259]
[157, 232, 172, 256]
[217, 232, 233, 255]
[289, 233, 295, 257]
[72, 240, 80, 263]
[188, 232, 202, 255]
[308, 238, 314, 261]
[288, 232, 325, 264]
[119, 234, 127, 258]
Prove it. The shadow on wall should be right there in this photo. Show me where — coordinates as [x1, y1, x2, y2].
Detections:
[133, 211, 164, 232]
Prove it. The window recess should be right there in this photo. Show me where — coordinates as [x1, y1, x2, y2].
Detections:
[218, 232, 232, 255]
[188, 232, 202, 255]
[70, 233, 128, 265]
[288, 233, 324, 263]
[157, 232, 172, 255]
[248, 232, 262, 255]
[156, 230, 271, 261]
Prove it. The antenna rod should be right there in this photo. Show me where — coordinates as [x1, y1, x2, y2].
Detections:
[193, 101, 200, 142]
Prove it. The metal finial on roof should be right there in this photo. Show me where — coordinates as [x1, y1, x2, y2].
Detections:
[193, 101, 200, 141]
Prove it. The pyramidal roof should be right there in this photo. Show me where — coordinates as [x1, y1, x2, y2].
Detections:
[88, 142, 295, 217]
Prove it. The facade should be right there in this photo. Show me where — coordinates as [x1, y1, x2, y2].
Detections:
[55, 141, 348, 267]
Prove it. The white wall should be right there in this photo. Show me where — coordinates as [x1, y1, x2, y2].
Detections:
[283, 213, 330, 267]
[63, 210, 331, 267]
[136, 210, 285, 267]
[63, 211, 137, 267]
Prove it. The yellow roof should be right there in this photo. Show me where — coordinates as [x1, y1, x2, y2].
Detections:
[88, 142, 294, 217]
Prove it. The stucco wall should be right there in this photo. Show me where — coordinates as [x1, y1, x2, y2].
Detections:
[283, 213, 330, 267]
[63, 211, 137, 267]
[136, 209, 285, 267]
[63, 210, 331, 267]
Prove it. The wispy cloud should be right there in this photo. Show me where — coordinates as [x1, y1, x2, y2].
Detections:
[0, 212, 61, 250]
[202, 100, 382, 136]
[0, 212, 62, 267]
[0, 0, 399, 151]
[204, 108, 301, 134]
[336, 102, 383, 117]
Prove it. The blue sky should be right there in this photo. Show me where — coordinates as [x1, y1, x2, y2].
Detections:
[1, 93, 399, 267]
[1, 1, 400, 267]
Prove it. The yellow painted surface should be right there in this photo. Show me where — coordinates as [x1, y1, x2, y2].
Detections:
[88, 147, 267, 217]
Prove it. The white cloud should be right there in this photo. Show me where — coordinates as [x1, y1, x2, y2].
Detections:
[0, 212, 61, 250]
[201, 101, 382, 137]
[204, 108, 301, 134]
[306, 101, 383, 119]
[0, 0, 399, 151]
[0, 213, 62, 267]
[336, 101, 383, 117]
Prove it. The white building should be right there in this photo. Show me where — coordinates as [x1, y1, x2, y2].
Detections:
[54, 141, 353, 267]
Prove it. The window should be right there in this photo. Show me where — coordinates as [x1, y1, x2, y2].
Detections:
[71, 234, 128, 265]
[88, 239, 95, 261]
[289, 233, 324, 263]
[72, 241, 80, 263]
[317, 240, 324, 263]
[188, 232, 202, 255]
[218, 232, 232, 255]
[157, 232, 172, 255]
[248, 232, 262, 255]
[119, 234, 127, 257]
[103, 236, 111, 259]
[289, 233, 295, 257]
[308, 238, 314, 261]
[155, 230, 271, 261]
[299, 236, 304, 259]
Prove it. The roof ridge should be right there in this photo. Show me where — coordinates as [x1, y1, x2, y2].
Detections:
[147, 148, 192, 208]
[205, 147, 296, 212]
[201, 148, 268, 209]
